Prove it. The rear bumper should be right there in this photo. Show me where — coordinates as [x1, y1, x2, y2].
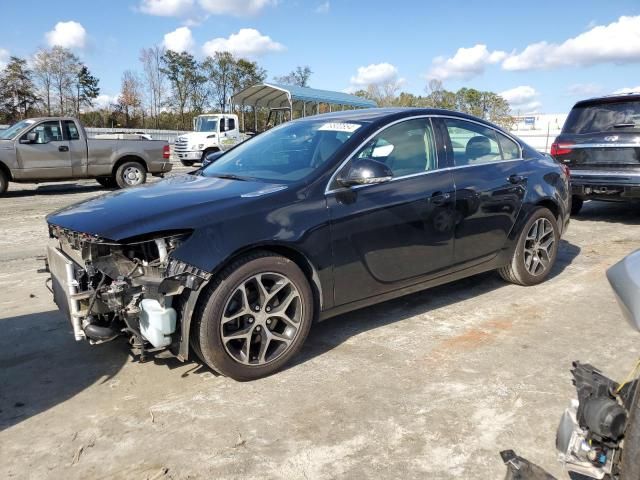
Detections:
[571, 170, 640, 200]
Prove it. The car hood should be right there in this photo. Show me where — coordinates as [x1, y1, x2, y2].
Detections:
[46, 174, 287, 241]
[0, 139, 14, 150]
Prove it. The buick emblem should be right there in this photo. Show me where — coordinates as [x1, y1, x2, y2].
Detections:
[604, 135, 619, 142]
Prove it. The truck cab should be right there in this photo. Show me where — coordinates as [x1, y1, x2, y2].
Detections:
[174, 114, 241, 166]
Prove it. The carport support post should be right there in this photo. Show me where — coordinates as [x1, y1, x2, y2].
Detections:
[303, 102, 306, 118]
[254, 106, 258, 132]
[241, 103, 245, 132]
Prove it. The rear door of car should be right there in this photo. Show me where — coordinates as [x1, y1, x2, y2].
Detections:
[327, 117, 456, 306]
[435, 117, 527, 267]
[553, 97, 640, 179]
[16, 120, 73, 179]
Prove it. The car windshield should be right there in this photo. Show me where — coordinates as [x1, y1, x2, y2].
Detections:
[201, 119, 363, 183]
[195, 118, 218, 132]
[564, 100, 640, 134]
[0, 119, 36, 140]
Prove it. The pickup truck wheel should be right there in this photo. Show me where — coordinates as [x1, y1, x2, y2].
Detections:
[570, 196, 583, 216]
[0, 170, 8, 195]
[115, 161, 147, 188]
[192, 252, 313, 381]
[498, 207, 559, 286]
[96, 177, 117, 188]
[181, 161, 194, 167]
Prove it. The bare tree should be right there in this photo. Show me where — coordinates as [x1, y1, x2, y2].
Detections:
[140, 46, 167, 128]
[274, 65, 312, 87]
[33, 49, 54, 115]
[118, 70, 143, 127]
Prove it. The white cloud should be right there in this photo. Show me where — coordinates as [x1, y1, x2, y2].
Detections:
[93, 94, 118, 109]
[198, 0, 276, 16]
[0, 48, 9, 69]
[315, 1, 330, 13]
[503, 15, 640, 71]
[428, 44, 506, 80]
[202, 28, 284, 58]
[567, 83, 602, 97]
[139, 0, 194, 15]
[163, 26, 195, 52]
[45, 21, 87, 49]
[613, 86, 640, 94]
[350, 63, 400, 87]
[500, 85, 541, 113]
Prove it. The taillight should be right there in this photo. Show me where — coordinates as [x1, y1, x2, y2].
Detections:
[550, 141, 574, 157]
[162, 144, 171, 159]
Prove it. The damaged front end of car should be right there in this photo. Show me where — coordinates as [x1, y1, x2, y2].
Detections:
[44, 224, 210, 359]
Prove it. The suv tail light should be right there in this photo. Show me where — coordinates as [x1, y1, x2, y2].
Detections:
[162, 144, 171, 159]
[550, 141, 574, 157]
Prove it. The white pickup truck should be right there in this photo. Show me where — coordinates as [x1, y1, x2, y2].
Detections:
[173, 114, 242, 166]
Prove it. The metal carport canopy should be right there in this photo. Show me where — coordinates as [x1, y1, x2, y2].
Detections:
[231, 82, 377, 109]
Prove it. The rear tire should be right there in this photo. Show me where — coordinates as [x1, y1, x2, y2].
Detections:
[181, 161, 194, 167]
[0, 170, 8, 195]
[192, 251, 313, 381]
[571, 196, 584, 216]
[115, 161, 147, 189]
[96, 177, 117, 188]
[498, 207, 559, 286]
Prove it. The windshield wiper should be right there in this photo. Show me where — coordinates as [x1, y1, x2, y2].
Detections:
[211, 173, 250, 181]
[613, 123, 637, 128]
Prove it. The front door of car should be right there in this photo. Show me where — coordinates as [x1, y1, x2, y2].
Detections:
[327, 117, 456, 307]
[16, 120, 72, 179]
[436, 117, 527, 267]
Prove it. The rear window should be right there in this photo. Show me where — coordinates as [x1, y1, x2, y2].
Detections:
[563, 100, 640, 134]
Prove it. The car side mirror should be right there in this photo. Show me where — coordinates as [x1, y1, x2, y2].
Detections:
[338, 158, 393, 187]
[20, 132, 38, 144]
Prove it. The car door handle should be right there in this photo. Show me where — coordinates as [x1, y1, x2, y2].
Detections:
[58, 145, 69, 152]
[430, 192, 451, 206]
[508, 174, 526, 184]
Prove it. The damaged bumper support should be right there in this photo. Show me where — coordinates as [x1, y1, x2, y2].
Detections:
[45, 226, 210, 357]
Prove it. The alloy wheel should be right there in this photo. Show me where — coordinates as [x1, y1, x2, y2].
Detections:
[220, 272, 303, 366]
[524, 217, 555, 276]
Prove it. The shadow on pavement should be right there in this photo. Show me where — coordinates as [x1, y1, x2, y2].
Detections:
[4, 183, 109, 198]
[292, 238, 581, 370]
[0, 310, 129, 431]
[574, 200, 640, 225]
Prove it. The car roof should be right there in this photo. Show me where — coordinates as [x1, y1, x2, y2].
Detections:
[294, 107, 507, 130]
[573, 92, 640, 108]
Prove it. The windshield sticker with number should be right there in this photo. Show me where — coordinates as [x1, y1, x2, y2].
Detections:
[318, 123, 361, 133]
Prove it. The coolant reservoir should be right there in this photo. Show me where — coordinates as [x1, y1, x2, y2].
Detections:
[139, 299, 177, 348]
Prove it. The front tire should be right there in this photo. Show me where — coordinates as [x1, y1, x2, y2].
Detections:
[498, 207, 559, 286]
[0, 170, 8, 195]
[115, 161, 147, 189]
[181, 160, 194, 167]
[192, 252, 313, 381]
[571, 196, 584, 216]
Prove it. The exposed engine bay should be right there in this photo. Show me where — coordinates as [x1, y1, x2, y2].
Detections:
[45, 225, 210, 359]
[556, 362, 638, 479]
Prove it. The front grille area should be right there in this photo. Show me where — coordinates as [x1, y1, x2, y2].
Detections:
[174, 137, 189, 153]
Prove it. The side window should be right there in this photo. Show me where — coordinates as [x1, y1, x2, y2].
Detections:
[227, 118, 236, 131]
[355, 118, 437, 177]
[63, 121, 80, 141]
[24, 121, 63, 144]
[444, 119, 501, 166]
[497, 132, 521, 160]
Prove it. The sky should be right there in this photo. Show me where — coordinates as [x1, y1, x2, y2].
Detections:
[1, 0, 639, 114]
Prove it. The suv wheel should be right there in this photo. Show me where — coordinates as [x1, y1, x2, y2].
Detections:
[571, 196, 584, 216]
[192, 252, 313, 381]
[499, 207, 559, 286]
[0, 170, 8, 195]
[115, 161, 147, 188]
